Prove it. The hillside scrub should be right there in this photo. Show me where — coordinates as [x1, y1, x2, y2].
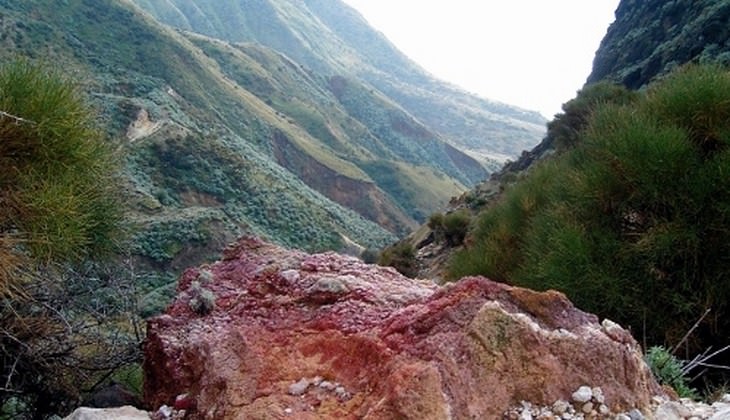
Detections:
[429, 210, 472, 246]
[449, 65, 730, 382]
[546, 81, 638, 151]
[0, 60, 138, 418]
[378, 242, 418, 278]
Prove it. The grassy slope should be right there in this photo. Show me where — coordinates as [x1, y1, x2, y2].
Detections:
[129, 0, 546, 169]
[129, 0, 483, 224]
[301, 0, 546, 161]
[0, 0, 397, 289]
[188, 33, 471, 222]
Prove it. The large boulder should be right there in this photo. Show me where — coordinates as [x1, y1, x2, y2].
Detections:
[144, 237, 661, 419]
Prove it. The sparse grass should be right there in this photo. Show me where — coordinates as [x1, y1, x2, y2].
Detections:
[645, 346, 698, 399]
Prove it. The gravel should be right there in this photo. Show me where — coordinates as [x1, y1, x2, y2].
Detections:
[503, 385, 730, 420]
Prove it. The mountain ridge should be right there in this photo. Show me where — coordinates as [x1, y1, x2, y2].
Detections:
[588, 0, 730, 88]
[129, 0, 547, 164]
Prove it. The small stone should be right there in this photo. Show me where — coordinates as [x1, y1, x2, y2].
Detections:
[591, 387, 604, 404]
[581, 402, 594, 414]
[552, 399, 570, 415]
[197, 269, 214, 284]
[157, 405, 173, 417]
[284, 408, 293, 414]
[334, 386, 350, 400]
[288, 378, 310, 396]
[572, 386, 593, 403]
[690, 405, 715, 418]
[174, 393, 195, 410]
[709, 407, 730, 420]
[598, 404, 609, 415]
[319, 380, 336, 391]
[627, 409, 644, 420]
[505, 410, 520, 420]
[518, 411, 533, 420]
[712, 400, 730, 409]
[657, 401, 692, 419]
[279, 269, 300, 284]
[614, 415, 631, 420]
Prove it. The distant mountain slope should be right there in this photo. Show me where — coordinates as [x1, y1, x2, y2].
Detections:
[0, 0, 550, 297]
[0, 0, 401, 282]
[588, 0, 730, 88]
[129, 0, 547, 164]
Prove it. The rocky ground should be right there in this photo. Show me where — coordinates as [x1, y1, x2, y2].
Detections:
[504, 387, 730, 420]
[142, 237, 661, 419]
[62, 236, 730, 420]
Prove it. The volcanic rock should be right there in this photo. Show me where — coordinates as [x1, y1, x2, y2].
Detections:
[143, 237, 661, 419]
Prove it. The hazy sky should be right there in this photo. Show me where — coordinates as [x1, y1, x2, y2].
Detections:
[341, 0, 620, 119]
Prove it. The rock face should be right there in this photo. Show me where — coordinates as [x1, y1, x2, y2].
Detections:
[144, 237, 662, 419]
[588, 0, 730, 89]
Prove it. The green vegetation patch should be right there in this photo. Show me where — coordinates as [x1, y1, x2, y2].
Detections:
[450, 64, 730, 358]
[0, 59, 123, 263]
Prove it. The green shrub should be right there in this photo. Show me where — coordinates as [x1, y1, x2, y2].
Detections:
[0, 59, 132, 418]
[0, 59, 123, 265]
[109, 363, 144, 397]
[450, 64, 730, 356]
[428, 212, 445, 231]
[441, 210, 471, 246]
[547, 81, 638, 150]
[645, 346, 698, 399]
[360, 248, 379, 264]
[379, 242, 417, 278]
[428, 210, 472, 246]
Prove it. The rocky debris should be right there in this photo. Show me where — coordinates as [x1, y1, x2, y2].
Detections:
[63, 406, 150, 420]
[126, 108, 163, 142]
[505, 390, 730, 419]
[144, 236, 663, 419]
[651, 394, 730, 420]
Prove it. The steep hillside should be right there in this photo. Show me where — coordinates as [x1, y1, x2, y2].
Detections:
[588, 0, 730, 88]
[496, 0, 730, 180]
[129, 0, 547, 164]
[120, 0, 505, 229]
[0, 0, 400, 286]
[188, 36, 471, 223]
[401, 0, 730, 282]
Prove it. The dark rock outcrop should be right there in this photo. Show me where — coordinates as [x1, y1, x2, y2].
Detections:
[588, 0, 730, 88]
[83, 383, 142, 409]
[144, 237, 662, 419]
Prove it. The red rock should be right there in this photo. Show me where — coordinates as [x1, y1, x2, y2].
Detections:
[143, 236, 662, 419]
[173, 393, 194, 411]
